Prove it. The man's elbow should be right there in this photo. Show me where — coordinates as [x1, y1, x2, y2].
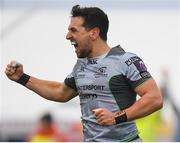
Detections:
[154, 94, 163, 110]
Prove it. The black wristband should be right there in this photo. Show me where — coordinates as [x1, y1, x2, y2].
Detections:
[16, 73, 30, 86]
[115, 111, 127, 124]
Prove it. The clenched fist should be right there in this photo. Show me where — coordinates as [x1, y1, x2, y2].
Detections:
[93, 108, 116, 126]
[5, 61, 24, 81]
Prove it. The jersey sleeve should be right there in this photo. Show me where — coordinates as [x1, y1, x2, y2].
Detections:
[122, 53, 152, 89]
[64, 63, 78, 92]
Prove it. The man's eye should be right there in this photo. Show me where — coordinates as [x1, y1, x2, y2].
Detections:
[70, 28, 77, 33]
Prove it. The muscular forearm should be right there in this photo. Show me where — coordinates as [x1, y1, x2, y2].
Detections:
[125, 91, 163, 121]
[93, 86, 163, 126]
[26, 76, 64, 102]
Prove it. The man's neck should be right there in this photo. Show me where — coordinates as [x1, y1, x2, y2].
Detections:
[88, 40, 111, 58]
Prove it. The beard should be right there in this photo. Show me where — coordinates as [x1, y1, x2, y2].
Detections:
[76, 40, 92, 58]
[76, 47, 91, 58]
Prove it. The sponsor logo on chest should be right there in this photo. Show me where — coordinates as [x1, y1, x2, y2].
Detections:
[94, 66, 108, 78]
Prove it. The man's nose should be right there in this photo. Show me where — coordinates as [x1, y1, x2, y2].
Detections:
[66, 32, 72, 40]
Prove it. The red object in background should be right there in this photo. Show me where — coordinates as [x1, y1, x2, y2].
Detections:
[27, 113, 69, 142]
[28, 124, 68, 142]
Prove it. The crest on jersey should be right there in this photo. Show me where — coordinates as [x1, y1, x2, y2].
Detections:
[94, 66, 108, 78]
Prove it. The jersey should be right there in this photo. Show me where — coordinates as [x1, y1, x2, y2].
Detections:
[64, 45, 152, 142]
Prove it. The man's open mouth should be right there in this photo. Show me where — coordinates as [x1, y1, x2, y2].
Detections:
[71, 41, 78, 48]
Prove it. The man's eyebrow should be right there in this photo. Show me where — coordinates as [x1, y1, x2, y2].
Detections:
[68, 27, 77, 31]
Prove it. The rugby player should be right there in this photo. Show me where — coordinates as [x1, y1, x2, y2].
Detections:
[5, 5, 163, 142]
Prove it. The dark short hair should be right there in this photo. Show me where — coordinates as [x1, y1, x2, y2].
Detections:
[71, 5, 109, 41]
[40, 113, 53, 123]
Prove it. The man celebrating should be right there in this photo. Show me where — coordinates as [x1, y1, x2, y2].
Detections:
[5, 5, 163, 142]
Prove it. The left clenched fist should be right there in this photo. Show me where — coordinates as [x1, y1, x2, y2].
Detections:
[93, 108, 116, 126]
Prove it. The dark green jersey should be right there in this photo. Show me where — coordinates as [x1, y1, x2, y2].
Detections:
[65, 45, 151, 141]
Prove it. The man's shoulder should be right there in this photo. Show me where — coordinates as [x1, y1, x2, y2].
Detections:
[106, 45, 139, 61]
[106, 45, 125, 57]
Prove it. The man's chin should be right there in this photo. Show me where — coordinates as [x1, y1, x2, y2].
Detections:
[77, 53, 87, 58]
[75, 49, 89, 58]
[77, 55, 85, 58]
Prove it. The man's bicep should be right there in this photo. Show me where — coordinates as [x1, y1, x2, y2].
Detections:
[61, 62, 79, 102]
[134, 78, 160, 97]
[58, 83, 78, 102]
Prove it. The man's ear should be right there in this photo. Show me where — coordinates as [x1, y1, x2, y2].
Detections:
[89, 27, 100, 40]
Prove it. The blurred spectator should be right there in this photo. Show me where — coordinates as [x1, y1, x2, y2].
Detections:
[177, 123, 180, 141]
[160, 69, 180, 141]
[136, 68, 179, 141]
[68, 122, 83, 142]
[27, 113, 68, 142]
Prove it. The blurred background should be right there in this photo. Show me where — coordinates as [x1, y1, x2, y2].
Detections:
[0, 0, 180, 141]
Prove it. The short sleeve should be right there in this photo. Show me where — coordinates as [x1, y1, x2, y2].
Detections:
[123, 53, 152, 89]
[64, 63, 78, 92]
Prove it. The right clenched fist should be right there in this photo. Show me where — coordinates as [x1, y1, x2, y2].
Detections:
[5, 61, 24, 81]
